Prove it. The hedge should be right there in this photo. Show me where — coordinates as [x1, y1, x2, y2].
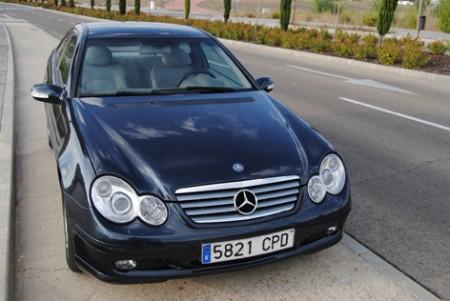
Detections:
[4, 0, 434, 70]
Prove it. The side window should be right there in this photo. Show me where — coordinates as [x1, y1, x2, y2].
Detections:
[58, 34, 77, 85]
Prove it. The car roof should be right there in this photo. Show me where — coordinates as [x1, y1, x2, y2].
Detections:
[82, 22, 209, 38]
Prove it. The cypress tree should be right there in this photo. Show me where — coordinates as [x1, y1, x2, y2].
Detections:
[185, 0, 190, 19]
[69, 0, 74, 8]
[377, 0, 398, 43]
[90, 0, 94, 9]
[119, 0, 126, 15]
[135, 0, 140, 15]
[280, 0, 293, 31]
[106, 0, 111, 11]
[224, 0, 231, 23]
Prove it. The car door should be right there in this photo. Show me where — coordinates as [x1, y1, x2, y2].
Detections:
[50, 31, 78, 152]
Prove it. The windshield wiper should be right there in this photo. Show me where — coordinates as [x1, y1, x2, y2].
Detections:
[149, 86, 240, 95]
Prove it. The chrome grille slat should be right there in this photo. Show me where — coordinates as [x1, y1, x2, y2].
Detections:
[185, 195, 298, 216]
[191, 204, 296, 224]
[179, 188, 299, 209]
[175, 175, 300, 224]
[256, 188, 299, 200]
[177, 182, 300, 202]
[180, 198, 234, 209]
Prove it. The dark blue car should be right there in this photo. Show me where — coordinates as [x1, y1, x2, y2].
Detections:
[31, 22, 351, 283]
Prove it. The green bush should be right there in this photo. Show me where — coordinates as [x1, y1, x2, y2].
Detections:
[9, 0, 436, 71]
[401, 38, 430, 68]
[362, 11, 378, 26]
[437, 0, 450, 33]
[427, 40, 449, 55]
[272, 11, 280, 19]
[378, 38, 402, 64]
[339, 10, 353, 24]
[312, 0, 336, 13]
[352, 34, 379, 60]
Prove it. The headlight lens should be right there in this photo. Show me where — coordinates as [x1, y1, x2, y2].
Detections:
[140, 196, 168, 226]
[308, 154, 346, 204]
[91, 176, 168, 225]
[307, 175, 327, 204]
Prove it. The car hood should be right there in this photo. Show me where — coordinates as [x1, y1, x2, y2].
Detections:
[72, 91, 319, 200]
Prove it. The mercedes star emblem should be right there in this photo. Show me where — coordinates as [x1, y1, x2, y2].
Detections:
[233, 189, 258, 215]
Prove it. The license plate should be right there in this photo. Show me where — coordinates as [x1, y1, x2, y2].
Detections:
[201, 229, 295, 264]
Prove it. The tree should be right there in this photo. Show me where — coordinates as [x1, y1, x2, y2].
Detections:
[69, 0, 74, 8]
[185, 0, 190, 19]
[90, 0, 94, 9]
[106, 0, 111, 11]
[223, 0, 231, 23]
[54, 0, 58, 6]
[280, 0, 293, 31]
[135, 0, 140, 15]
[376, 0, 398, 43]
[119, 0, 126, 15]
[61, 0, 66, 6]
[437, 0, 450, 33]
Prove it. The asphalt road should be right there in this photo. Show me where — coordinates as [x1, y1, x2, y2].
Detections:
[1, 3, 450, 299]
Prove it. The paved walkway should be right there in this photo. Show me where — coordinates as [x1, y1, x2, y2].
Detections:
[0, 22, 8, 126]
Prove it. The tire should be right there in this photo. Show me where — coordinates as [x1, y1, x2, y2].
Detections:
[63, 201, 81, 273]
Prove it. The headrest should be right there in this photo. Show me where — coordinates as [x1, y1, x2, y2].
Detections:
[161, 48, 191, 67]
[139, 43, 170, 55]
[85, 46, 113, 66]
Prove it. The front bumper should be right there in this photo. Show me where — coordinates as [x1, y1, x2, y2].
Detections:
[66, 186, 351, 284]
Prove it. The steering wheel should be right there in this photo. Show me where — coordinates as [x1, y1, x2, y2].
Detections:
[178, 71, 216, 87]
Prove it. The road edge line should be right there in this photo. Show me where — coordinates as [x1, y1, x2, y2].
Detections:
[342, 234, 440, 301]
[0, 21, 15, 301]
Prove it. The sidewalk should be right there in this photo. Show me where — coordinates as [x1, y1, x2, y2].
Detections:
[3, 16, 441, 301]
[0, 21, 7, 125]
[0, 18, 15, 301]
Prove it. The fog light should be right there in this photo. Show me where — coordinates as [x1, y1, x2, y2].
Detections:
[114, 259, 137, 271]
[327, 226, 338, 235]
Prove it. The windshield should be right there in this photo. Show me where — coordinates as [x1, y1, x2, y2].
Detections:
[79, 37, 255, 97]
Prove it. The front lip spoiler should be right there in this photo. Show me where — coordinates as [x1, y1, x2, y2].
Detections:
[74, 230, 343, 284]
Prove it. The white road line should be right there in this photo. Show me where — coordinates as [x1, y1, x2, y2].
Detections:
[287, 64, 416, 95]
[338, 97, 450, 132]
[287, 64, 352, 80]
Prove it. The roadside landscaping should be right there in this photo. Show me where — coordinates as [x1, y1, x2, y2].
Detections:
[3, 0, 450, 74]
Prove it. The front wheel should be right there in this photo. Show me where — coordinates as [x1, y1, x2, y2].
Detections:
[63, 201, 81, 273]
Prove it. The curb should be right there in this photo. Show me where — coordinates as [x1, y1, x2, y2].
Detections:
[3, 3, 450, 82]
[0, 21, 15, 301]
[341, 234, 440, 301]
[219, 39, 450, 83]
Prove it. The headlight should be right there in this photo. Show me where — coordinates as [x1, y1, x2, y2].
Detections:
[308, 154, 346, 204]
[91, 176, 168, 225]
[140, 196, 168, 226]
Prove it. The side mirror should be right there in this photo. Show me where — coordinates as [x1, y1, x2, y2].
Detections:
[256, 77, 275, 93]
[31, 83, 63, 104]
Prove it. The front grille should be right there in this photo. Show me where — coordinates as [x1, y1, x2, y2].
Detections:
[175, 175, 300, 224]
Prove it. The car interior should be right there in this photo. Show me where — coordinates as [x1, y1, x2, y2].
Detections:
[79, 39, 252, 96]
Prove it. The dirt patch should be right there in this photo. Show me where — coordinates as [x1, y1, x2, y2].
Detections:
[422, 54, 450, 75]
